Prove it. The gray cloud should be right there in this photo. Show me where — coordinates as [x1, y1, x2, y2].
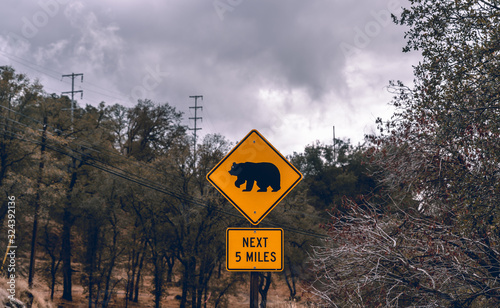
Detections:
[0, 0, 419, 155]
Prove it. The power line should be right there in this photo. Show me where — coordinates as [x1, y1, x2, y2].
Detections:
[0, 51, 129, 102]
[3, 124, 329, 239]
[0, 103, 185, 188]
[0, 50, 62, 80]
[1, 100, 331, 228]
[0, 106, 330, 240]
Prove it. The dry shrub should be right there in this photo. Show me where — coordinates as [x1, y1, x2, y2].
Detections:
[0, 275, 54, 308]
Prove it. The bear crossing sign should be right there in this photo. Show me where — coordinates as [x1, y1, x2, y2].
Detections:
[206, 129, 303, 225]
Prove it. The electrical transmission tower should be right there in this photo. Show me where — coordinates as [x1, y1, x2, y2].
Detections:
[62, 73, 83, 130]
[188, 95, 203, 159]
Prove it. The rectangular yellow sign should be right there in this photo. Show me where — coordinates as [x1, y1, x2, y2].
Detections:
[226, 228, 283, 272]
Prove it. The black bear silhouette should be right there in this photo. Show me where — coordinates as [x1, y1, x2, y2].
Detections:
[228, 162, 281, 192]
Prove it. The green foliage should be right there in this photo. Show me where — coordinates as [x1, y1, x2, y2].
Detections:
[377, 0, 500, 230]
[123, 99, 185, 162]
[290, 140, 379, 212]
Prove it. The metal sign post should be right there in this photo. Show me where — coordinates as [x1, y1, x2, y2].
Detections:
[250, 224, 260, 308]
[250, 271, 259, 308]
[206, 129, 303, 308]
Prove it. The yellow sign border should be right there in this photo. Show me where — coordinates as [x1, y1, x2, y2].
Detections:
[207, 129, 303, 225]
[226, 228, 284, 272]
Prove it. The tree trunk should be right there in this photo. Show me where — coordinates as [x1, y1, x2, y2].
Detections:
[283, 260, 297, 300]
[28, 118, 47, 289]
[196, 263, 204, 308]
[62, 159, 78, 301]
[102, 225, 119, 308]
[152, 253, 165, 308]
[134, 242, 146, 302]
[191, 257, 197, 308]
[42, 222, 61, 301]
[197, 259, 214, 308]
[61, 205, 73, 301]
[86, 221, 99, 308]
[50, 257, 61, 301]
[126, 247, 137, 302]
[166, 254, 175, 283]
[180, 259, 190, 308]
[258, 272, 272, 308]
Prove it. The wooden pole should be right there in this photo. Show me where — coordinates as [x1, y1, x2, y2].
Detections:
[250, 223, 260, 307]
[250, 271, 259, 308]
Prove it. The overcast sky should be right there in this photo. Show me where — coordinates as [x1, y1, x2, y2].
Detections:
[0, 0, 421, 156]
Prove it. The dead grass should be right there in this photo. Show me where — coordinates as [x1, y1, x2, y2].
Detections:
[1, 270, 318, 307]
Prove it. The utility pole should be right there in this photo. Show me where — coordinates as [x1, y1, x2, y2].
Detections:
[60, 73, 83, 302]
[333, 125, 336, 162]
[62, 73, 83, 130]
[188, 95, 203, 159]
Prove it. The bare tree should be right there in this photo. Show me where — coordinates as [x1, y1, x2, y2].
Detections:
[309, 1, 500, 306]
[310, 198, 500, 307]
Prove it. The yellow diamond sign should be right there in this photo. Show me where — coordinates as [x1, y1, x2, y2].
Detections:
[207, 129, 302, 225]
